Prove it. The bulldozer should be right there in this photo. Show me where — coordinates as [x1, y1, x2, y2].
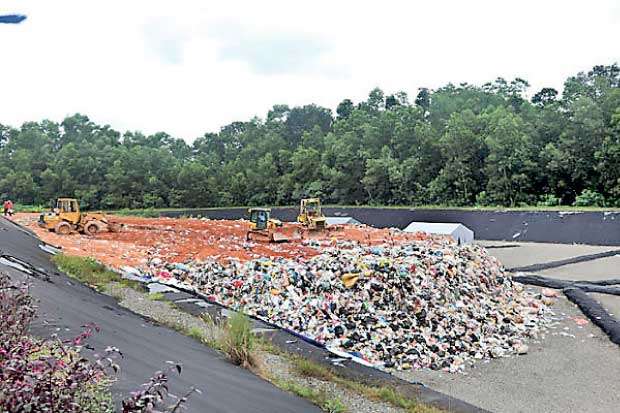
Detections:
[38, 198, 119, 235]
[297, 198, 326, 230]
[246, 208, 289, 243]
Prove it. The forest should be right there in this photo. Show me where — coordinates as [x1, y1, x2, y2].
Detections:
[1, 64, 619, 210]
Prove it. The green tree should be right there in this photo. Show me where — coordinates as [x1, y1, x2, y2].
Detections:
[429, 110, 487, 205]
[482, 107, 535, 206]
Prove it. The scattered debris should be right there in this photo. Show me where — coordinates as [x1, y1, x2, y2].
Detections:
[542, 288, 560, 298]
[145, 239, 550, 372]
[573, 317, 589, 326]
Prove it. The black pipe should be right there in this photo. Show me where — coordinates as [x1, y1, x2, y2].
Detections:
[563, 288, 620, 346]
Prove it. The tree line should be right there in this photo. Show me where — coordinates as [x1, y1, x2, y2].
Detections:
[1, 64, 619, 210]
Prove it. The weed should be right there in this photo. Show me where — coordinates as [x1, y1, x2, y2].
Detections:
[52, 254, 141, 292]
[220, 311, 256, 368]
[75, 382, 115, 413]
[291, 356, 334, 381]
[256, 337, 284, 356]
[261, 341, 443, 413]
[273, 378, 347, 413]
[324, 398, 347, 413]
[187, 326, 205, 341]
[148, 292, 165, 301]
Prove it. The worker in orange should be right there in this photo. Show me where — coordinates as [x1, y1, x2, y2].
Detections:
[3, 199, 14, 216]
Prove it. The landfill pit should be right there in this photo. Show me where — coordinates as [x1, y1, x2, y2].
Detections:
[17, 213, 551, 373]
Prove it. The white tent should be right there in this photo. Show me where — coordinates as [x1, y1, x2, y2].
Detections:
[325, 217, 362, 225]
[403, 222, 474, 245]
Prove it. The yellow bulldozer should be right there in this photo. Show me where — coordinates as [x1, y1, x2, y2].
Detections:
[297, 198, 326, 230]
[38, 198, 119, 235]
[246, 208, 289, 243]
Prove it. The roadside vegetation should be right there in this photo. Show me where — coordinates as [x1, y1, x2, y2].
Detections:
[52, 254, 141, 292]
[220, 311, 258, 368]
[0, 271, 192, 413]
[284, 355, 443, 413]
[270, 378, 347, 413]
[12, 203, 46, 213]
[1, 64, 619, 211]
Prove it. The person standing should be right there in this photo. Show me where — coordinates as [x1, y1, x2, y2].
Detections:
[3, 199, 13, 216]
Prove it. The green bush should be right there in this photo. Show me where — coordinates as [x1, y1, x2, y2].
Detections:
[574, 189, 605, 207]
[220, 312, 256, 368]
[537, 194, 561, 207]
[474, 191, 491, 207]
[13, 204, 46, 213]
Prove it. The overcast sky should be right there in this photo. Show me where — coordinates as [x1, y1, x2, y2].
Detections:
[1, 0, 618, 141]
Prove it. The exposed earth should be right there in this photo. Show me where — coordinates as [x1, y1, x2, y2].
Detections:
[14, 213, 432, 268]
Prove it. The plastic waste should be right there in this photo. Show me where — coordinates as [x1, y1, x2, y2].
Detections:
[144, 238, 551, 372]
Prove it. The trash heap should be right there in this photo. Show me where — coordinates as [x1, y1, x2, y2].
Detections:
[147, 239, 548, 372]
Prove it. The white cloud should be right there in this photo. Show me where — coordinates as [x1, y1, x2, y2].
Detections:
[209, 22, 341, 76]
[0, 0, 618, 141]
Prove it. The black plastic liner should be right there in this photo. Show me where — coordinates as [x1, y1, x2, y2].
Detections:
[508, 249, 620, 272]
[563, 288, 620, 346]
[512, 274, 620, 296]
[160, 207, 620, 246]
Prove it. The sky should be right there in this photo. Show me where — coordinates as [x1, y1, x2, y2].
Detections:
[1, 0, 618, 141]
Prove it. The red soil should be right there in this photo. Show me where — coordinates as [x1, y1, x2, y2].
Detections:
[14, 213, 431, 270]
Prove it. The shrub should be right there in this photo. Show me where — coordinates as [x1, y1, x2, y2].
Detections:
[220, 311, 256, 368]
[537, 194, 561, 207]
[574, 189, 605, 207]
[0, 273, 116, 412]
[0, 272, 195, 412]
[475, 191, 491, 207]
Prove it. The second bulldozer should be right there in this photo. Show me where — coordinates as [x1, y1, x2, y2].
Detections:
[297, 198, 326, 230]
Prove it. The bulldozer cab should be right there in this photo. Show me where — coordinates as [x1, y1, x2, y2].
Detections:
[249, 208, 270, 230]
[55, 198, 81, 224]
[298, 198, 326, 230]
[300, 198, 321, 217]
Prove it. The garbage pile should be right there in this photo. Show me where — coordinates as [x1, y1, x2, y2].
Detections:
[147, 239, 548, 372]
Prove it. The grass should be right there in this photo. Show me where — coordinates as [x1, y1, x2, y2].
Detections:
[220, 311, 257, 368]
[186, 326, 206, 341]
[148, 292, 165, 301]
[52, 254, 141, 292]
[272, 378, 347, 413]
[75, 382, 115, 413]
[13, 203, 46, 213]
[51, 255, 350, 411]
[285, 352, 444, 413]
[291, 356, 333, 381]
